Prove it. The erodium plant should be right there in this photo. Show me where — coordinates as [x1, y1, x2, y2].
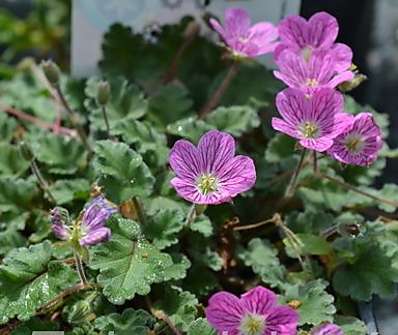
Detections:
[0, 6, 396, 335]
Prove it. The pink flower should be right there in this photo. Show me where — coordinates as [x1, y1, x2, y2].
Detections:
[210, 7, 278, 58]
[205, 286, 299, 335]
[328, 113, 383, 166]
[275, 12, 352, 72]
[169, 130, 256, 205]
[272, 88, 353, 152]
[311, 323, 344, 335]
[274, 49, 354, 92]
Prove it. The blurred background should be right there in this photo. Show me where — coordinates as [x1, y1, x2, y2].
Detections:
[0, 0, 397, 333]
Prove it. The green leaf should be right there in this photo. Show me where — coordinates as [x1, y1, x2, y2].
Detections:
[190, 215, 214, 237]
[85, 77, 147, 132]
[334, 316, 367, 335]
[144, 208, 185, 249]
[282, 280, 336, 326]
[284, 234, 331, 257]
[183, 264, 219, 297]
[187, 318, 217, 335]
[0, 241, 78, 323]
[0, 113, 17, 143]
[89, 218, 189, 304]
[204, 105, 260, 137]
[286, 209, 334, 235]
[11, 317, 59, 335]
[32, 132, 86, 174]
[93, 140, 155, 202]
[154, 286, 198, 332]
[148, 84, 193, 127]
[95, 309, 155, 335]
[239, 238, 286, 289]
[0, 143, 30, 176]
[0, 177, 38, 213]
[265, 134, 296, 163]
[167, 116, 213, 142]
[49, 179, 91, 205]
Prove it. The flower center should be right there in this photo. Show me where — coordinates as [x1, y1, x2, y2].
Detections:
[301, 46, 313, 61]
[197, 174, 218, 195]
[344, 134, 364, 153]
[306, 78, 319, 88]
[300, 121, 319, 138]
[239, 313, 266, 335]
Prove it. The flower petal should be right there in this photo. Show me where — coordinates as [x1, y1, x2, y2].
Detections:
[206, 291, 244, 332]
[278, 15, 308, 50]
[307, 12, 338, 48]
[217, 155, 256, 197]
[330, 43, 353, 71]
[80, 227, 111, 246]
[265, 306, 299, 335]
[328, 70, 354, 88]
[247, 22, 279, 55]
[276, 88, 308, 127]
[210, 18, 226, 40]
[309, 88, 344, 126]
[197, 130, 235, 174]
[272, 118, 299, 139]
[300, 137, 334, 152]
[311, 323, 344, 335]
[274, 50, 308, 89]
[224, 7, 251, 39]
[240, 286, 277, 316]
[169, 139, 201, 181]
[83, 196, 117, 230]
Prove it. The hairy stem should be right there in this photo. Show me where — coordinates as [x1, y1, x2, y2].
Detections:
[285, 149, 307, 198]
[185, 204, 197, 226]
[74, 252, 88, 285]
[234, 213, 280, 231]
[132, 197, 146, 225]
[198, 61, 240, 119]
[31, 159, 56, 204]
[146, 296, 182, 335]
[101, 105, 111, 138]
[313, 151, 318, 174]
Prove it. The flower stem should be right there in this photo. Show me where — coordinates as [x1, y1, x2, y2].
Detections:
[31, 159, 56, 204]
[313, 151, 318, 174]
[198, 61, 240, 119]
[234, 214, 279, 231]
[101, 105, 111, 138]
[146, 296, 182, 335]
[319, 173, 398, 208]
[74, 252, 88, 285]
[185, 204, 197, 226]
[53, 84, 92, 153]
[132, 196, 146, 225]
[285, 149, 307, 198]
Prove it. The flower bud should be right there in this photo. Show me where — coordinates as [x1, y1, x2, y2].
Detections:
[41, 60, 60, 85]
[50, 207, 71, 240]
[19, 141, 34, 161]
[96, 80, 111, 106]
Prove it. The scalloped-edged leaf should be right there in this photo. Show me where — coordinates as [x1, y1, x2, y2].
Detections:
[0, 143, 30, 176]
[89, 219, 189, 305]
[0, 177, 38, 213]
[0, 113, 17, 143]
[187, 318, 217, 335]
[335, 316, 367, 335]
[31, 133, 87, 175]
[85, 77, 147, 132]
[283, 279, 336, 326]
[95, 309, 155, 335]
[239, 238, 286, 289]
[0, 241, 78, 324]
[204, 105, 260, 137]
[166, 116, 213, 142]
[93, 140, 155, 202]
[49, 179, 91, 205]
[265, 134, 296, 163]
[284, 233, 332, 257]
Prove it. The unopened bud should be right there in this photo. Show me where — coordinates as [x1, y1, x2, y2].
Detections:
[41, 60, 60, 85]
[184, 21, 200, 39]
[339, 73, 367, 92]
[50, 207, 71, 227]
[96, 80, 111, 106]
[19, 141, 34, 161]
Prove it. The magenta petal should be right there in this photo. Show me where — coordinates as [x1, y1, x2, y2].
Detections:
[224, 7, 251, 39]
[198, 130, 235, 174]
[265, 306, 299, 335]
[276, 88, 307, 126]
[206, 291, 244, 332]
[300, 137, 334, 152]
[307, 12, 338, 48]
[248, 22, 279, 54]
[80, 227, 111, 246]
[330, 43, 353, 71]
[311, 323, 344, 335]
[240, 286, 277, 315]
[328, 70, 355, 88]
[169, 139, 201, 181]
[217, 155, 256, 197]
[272, 117, 299, 139]
[278, 15, 308, 50]
[209, 18, 226, 40]
[310, 88, 344, 125]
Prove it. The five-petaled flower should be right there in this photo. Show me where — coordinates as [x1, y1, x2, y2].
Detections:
[274, 50, 354, 92]
[169, 130, 256, 205]
[275, 12, 353, 72]
[210, 7, 278, 58]
[205, 286, 299, 335]
[272, 87, 352, 152]
[311, 323, 343, 335]
[328, 112, 383, 166]
[51, 195, 118, 246]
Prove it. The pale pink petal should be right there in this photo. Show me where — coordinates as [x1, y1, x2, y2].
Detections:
[307, 12, 338, 48]
[327, 112, 354, 138]
[209, 18, 226, 40]
[217, 155, 256, 197]
[240, 286, 277, 316]
[311, 323, 344, 335]
[278, 15, 308, 50]
[169, 139, 201, 181]
[265, 306, 299, 335]
[274, 50, 308, 89]
[272, 118, 300, 139]
[198, 130, 235, 175]
[80, 227, 111, 246]
[276, 88, 308, 126]
[330, 43, 353, 71]
[300, 137, 334, 152]
[352, 113, 381, 137]
[328, 70, 354, 88]
[224, 7, 251, 39]
[248, 22, 279, 54]
[206, 291, 244, 332]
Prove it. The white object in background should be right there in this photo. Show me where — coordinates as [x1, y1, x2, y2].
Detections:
[71, 0, 301, 77]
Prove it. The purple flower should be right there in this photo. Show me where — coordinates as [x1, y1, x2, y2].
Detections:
[210, 7, 278, 58]
[50, 196, 117, 246]
[328, 113, 383, 166]
[169, 130, 256, 205]
[275, 12, 352, 72]
[274, 49, 354, 92]
[272, 88, 353, 152]
[50, 207, 70, 240]
[311, 323, 344, 335]
[205, 286, 299, 335]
